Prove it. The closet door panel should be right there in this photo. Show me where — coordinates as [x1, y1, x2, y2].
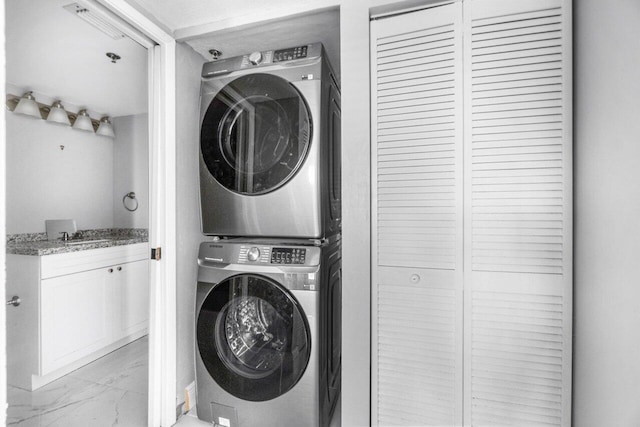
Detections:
[372, 3, 463, 425]
[463, 0, 572, 425]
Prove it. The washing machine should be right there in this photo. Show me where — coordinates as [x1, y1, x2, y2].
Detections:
[195, 237, 341, 427]
[199, 42, 341, 239]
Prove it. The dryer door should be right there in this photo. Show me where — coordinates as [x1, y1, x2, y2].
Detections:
[197, 274, 311, 401]
[201, 73, 312, 195]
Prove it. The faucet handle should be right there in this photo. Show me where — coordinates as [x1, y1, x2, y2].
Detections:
[59, 231, 69, 241]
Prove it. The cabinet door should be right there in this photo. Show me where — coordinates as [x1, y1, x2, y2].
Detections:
[462, 0, 572, 425]
[41, 268, 112, 374]
[371, 3, 464, 426]
[113, 259, 149, 340]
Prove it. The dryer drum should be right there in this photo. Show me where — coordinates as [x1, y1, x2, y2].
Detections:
[201, 73, 312, 195]
[218, 96, 291, 175]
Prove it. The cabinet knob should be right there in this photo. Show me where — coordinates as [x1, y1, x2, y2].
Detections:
[108, 268, 114, 273]
[6, 295, 21, 307]
[117, 266, 122, 271]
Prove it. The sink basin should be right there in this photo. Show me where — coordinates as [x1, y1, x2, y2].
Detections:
[65, 239, 111, 245]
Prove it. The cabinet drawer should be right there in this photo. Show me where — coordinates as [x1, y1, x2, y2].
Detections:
[40, 243, 148, 279]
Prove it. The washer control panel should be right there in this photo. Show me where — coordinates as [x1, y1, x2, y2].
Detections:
[238, 245, 270, 263]
[199, 241, 320, 268]
[237, 245, 307, 264]
[271, 247, 306, 264]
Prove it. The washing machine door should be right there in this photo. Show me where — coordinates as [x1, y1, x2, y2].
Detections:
[201, 73, 312, 195]
[197, 274, 311, 401]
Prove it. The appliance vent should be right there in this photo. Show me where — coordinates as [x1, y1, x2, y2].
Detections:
[63, 3, 126, 40]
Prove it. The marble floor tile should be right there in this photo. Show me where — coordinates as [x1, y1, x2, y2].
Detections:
[7, 336, 148, 427]
[68, 336, 148, 395]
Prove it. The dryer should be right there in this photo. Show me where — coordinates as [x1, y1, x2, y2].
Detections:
[195, 238, 341, 427]
[199, 43, 341, 239]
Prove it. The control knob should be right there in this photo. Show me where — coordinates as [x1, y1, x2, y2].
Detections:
[248, 51, 263, 65]
[247, 247, 260, 262]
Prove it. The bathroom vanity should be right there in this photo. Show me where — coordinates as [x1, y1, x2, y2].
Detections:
[6, 232, 149, 391]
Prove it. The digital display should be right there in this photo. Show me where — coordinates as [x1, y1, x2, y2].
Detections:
[271, 247, 306, 264]
[273, 45, 308, 63]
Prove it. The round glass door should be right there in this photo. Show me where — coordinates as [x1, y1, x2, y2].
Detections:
[201, 73, 312, 195]
[197, 274, 311, 401]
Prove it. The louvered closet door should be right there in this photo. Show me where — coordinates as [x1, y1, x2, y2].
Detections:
[463, 0, 572, 426]
[371, 3, 463, 426]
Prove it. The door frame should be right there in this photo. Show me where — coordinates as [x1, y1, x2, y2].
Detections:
[0, 0, 178, 426]
[96, 2, 177, 426]
[0, 1, 7, 425]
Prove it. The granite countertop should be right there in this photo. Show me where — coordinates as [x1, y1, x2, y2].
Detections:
[6, 228, 148, 256]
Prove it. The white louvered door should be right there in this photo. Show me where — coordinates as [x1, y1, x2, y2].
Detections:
[371, 0, 572, 426]
[371, 3, 464, 426]
[463, 0, 572, 426]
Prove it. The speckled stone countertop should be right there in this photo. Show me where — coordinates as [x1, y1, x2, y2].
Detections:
[6, 228, 148, 256]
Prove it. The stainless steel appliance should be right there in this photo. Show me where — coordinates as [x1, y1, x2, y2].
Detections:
[195, 238, 341, 427]
[199, 43, 341, 238]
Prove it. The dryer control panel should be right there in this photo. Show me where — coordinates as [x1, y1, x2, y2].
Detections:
[273, 45, 309, 62]
[201, 43, 323, 77]
[240, 44, 311, 67]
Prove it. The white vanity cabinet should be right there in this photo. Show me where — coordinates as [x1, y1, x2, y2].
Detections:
[6, 243, 149, 390]
[112, 259, 150, 339]
[40, 266, 112, 375]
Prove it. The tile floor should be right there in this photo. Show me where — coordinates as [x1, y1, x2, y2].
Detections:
[7, 336, 148, 427]
[7, 335, 341, 427]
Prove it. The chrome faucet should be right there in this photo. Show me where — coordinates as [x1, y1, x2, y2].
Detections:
[60, 231, 69, 241]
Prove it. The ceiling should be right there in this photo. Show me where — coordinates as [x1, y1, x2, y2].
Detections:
[6, 0, 148, 118]
[5, 0, 340, 118]
[184, 9, 340, 79]
[127, 0, 341, 79]
[127, 0, 336, 34]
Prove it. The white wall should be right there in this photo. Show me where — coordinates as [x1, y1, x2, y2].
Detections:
[573, 0, 640, 425]
[175, 42, 206, 402]
[338, 3, 373, 425]
[113, 114, 149, 229]
[5, 112, 114, 234]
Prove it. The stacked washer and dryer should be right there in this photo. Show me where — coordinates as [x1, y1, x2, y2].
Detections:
[195, 43, 342, 427]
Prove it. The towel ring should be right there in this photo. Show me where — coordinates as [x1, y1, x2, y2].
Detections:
[123, 192, 138, 212]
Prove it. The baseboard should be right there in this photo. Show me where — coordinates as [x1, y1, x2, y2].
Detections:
[28, 329, 148, 391]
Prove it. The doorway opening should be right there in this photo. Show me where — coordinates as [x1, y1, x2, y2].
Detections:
[2, 0, 177, 426]
[5, 0, 149, 425]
